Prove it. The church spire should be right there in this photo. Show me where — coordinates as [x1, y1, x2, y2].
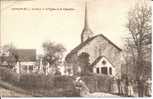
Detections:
[84, 1, 88, 29]
[81, 0, 94, 43]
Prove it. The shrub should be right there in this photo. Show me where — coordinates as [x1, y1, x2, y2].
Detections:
[19, 73, 55, 89]
[0, 67, 19, 84]
[19, 74, 77, 96]
[81, 74, 112, 93]
[53, 76, 74, 88]
[0, 67, 112, 96]
[96, 74, 112, 92]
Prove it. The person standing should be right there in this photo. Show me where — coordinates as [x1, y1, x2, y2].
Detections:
[117, 78, 121, 95]
[111, 77, 119, 95]
[119, 79, 126, 96]
[145, 78, 152, 97]
[127, 81, 134, 96]
[137, 78, 145, 97]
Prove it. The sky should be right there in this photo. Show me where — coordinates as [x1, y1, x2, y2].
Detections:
[0, 0, 149, 55]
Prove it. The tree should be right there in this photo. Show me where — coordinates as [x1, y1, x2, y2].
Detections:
[125, 0, 151, 80]
[54, 68, 61, 76]
[0, 44, 18, 68]
[42, 41, 66, 69]
[78, 52, 91, 75]
[122, 40, 137, 80]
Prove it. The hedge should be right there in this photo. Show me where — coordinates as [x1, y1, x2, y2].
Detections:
[0, 67, 20, 85]
[0, 67, 78, 96]
[19, 74, 75, 90]
[0, 67, 113, 96]
[0, 67, 73, 89]
[81, 74, 112, 93]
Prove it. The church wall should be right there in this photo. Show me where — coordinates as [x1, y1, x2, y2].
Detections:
[77, 36, 122, 77]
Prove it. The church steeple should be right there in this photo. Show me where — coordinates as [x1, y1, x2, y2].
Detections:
[81, 1, 94, 43]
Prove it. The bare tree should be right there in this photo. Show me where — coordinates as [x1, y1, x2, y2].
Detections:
[126, 0, 151, 80]
[122, 39, 137, 80]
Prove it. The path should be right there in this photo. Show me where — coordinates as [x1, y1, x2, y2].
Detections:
[83, 92, 120, 97]
[0, 86, 28, 96]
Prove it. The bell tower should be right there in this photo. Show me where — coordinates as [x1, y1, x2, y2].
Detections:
[81, 1, 94, 43]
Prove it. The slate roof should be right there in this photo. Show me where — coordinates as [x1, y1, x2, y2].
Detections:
[13, 49, 36, 62]
[65, 34, 122, 62]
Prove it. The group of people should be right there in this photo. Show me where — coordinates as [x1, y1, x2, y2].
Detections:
[110, 77, 152, 97]
[137, 77, 152, 97]
[73, 76, 151, 97]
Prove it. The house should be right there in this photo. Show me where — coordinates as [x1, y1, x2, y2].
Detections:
[65, 3, 123, 77]
[13, 49, 37, 74]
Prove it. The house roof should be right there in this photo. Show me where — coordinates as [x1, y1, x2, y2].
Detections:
[90, 56, 115, 67]
[90, 56, 103, 67]
[65, 34, 122, 62]
[13, 49, 36, 62]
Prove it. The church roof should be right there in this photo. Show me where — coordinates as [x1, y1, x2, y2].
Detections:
[90, 56, 104, 67]
[90, 56, 115, 67]
[65, 34, 122, 62]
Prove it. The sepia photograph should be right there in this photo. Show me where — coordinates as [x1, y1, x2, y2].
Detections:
[0, 0, 152, 97]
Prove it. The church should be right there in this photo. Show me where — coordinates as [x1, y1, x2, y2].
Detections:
[65, 3, 123, 77]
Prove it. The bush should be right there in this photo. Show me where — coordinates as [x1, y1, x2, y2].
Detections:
[0, 67, 78, 96]
[19, 74, 77, 96]
[0, 67, 113, 96]
[81, 74, 112, 93]
[20, 73, 43, 89]
[19, 74, 74, 90]
[96, 74, 112, 92]
[53, 76, 74, 88]
[0, 67, 19, 84]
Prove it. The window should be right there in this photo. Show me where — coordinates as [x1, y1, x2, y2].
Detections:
[101, 67, 107, 75]
[96, 68, 100, 74]
[102, 60, 106, 65]
[109, 67, 112, 75]
[67, 68, 71, 75]
[29, 65, 33, 70]
[23, 65, 27, 72]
